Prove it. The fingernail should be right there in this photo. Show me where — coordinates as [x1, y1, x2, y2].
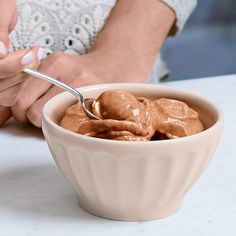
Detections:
[21, 51, 35, 66]
[0, 41, 7, 56]
[37, 47, 45, 62]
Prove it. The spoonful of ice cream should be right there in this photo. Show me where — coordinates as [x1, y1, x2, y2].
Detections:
[23, 68, 100, 120]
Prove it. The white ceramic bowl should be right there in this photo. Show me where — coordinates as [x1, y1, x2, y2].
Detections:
[42, 83, 224, 221]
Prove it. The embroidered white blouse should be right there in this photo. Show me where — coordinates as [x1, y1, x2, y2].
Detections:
[10, 0, 197, 82]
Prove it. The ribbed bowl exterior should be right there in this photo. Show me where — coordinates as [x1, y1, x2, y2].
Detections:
[42, 83, 224, 221]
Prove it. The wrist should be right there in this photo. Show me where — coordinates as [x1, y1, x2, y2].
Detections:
[77, 49, 142, 84]
[89, 44, 154, 83]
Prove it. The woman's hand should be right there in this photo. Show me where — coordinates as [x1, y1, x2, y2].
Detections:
[0, 0, 19, 125]
[0, 47, 44, 125]
[9, 51, 118, 127]
[0, 0, 18, 58]
[1, 0, 176, 128]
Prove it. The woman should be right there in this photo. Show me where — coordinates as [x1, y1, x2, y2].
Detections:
[0, 0, 196, 127]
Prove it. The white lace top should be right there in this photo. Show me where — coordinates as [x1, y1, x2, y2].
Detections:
[10, 0, 197, 82]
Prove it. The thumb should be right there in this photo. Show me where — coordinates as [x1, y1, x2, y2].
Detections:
[0, 34, 8, 59]
[0, 0, 16, 58]
[0, 40, 8, 59]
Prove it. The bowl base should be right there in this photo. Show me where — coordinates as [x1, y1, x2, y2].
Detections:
[79, 199, 183, 222]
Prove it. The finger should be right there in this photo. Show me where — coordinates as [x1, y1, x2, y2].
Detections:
[0, 50, 32, 77]
[0, 41, 8, 58]
[0, 47, 45, 91]
[0, 47, 43, 107]
[9, 7, 18, 33]
[0, 83, 24, 106]
[11, 77, 53, 123]
[11, 57, 53, 123]
[0, 46, 42, 79]
[27, 86, 64, 127]
[0, 106, 12, 126]
[0, 47, 43, 113]
[13, 51, 66, 125]
[0, 0, 15, 57]
[0, 73, 25, 92]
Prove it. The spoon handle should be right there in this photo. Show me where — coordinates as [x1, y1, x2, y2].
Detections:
[23, 68, 100, 120]
[23, 68, 84, 103]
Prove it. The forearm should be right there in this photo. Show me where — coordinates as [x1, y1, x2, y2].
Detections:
[90, 0, 175, 82]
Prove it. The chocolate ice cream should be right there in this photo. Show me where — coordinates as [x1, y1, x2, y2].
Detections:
[60, 90, 204, 141]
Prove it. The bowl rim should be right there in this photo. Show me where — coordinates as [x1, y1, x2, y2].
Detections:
[42, 83, 224, 147]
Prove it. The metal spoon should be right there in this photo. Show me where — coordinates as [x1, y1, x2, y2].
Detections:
[23, 68, 100, 120]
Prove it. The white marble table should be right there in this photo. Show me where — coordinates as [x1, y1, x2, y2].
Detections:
[0, 75, 235, 236]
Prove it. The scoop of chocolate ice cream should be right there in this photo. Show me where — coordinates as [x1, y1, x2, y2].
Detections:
[60, 90, 204, 141]
[60, 102, 95, 136]
[152, 98, 204, 138]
